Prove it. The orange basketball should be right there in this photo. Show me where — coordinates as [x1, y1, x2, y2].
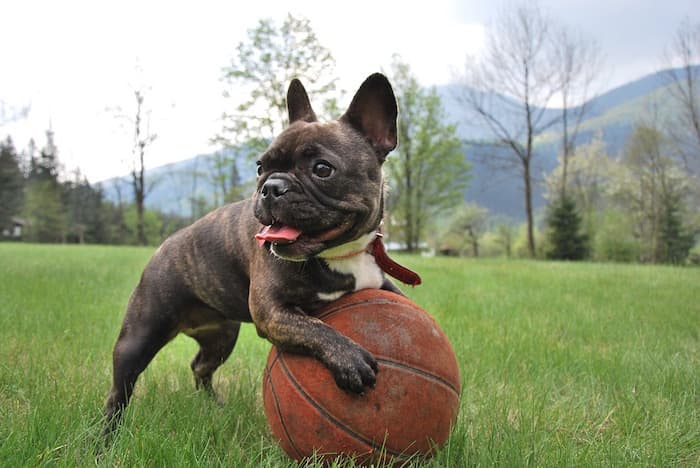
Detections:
[262, 289, 461, 465]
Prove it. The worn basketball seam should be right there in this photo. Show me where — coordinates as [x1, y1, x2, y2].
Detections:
[277, 353, 409, 460]
[374, 358, 461, 396]
[315, 297, 408, 320]
[266, 349, 305, 460]
[315, 297, 460, 396]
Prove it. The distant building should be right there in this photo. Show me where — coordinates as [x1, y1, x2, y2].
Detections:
[2, 217, 25, 240]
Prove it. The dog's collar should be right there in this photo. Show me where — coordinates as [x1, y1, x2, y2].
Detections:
[320, 231, 422, 286]
[319, 231, 375, 261]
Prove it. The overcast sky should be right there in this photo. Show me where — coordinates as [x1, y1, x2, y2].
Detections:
[1, 0, 698, 182]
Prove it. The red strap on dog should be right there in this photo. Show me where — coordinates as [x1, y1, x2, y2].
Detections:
[370, 234, 422, 286]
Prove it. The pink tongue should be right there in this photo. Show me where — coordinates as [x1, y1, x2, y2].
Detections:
[256, 225, 302, 247]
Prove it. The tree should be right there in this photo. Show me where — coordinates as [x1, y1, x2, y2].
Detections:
[23, 128, 66, 243]
[544, 194, 589, 260]
[658, 191, 695, 264]
[206, 148, 244, 206]
[215, 14, 339, 160]
[99, 194, 130, 245]
[62, 169, 107, 244]
[544, 29, 600, 260]
[544, 132, 612, 242]
[0, 136, 24, 233]
[384, 57, 471, 252]
[609, 123, 695, 263]
[494, 222, 516, 258]
[116, 88, 158, 246]
[551, 27, 602, 197]
[663, 19, 700, 174]
[441, 202, 489, 257]
[455, 3, 557, 257]
[455, 3, 599, 257]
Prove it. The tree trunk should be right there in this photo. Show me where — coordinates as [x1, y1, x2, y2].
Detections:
[132, 90, 149, 246]
[524, 159, 536, 257]
[561, 99, 570, 200]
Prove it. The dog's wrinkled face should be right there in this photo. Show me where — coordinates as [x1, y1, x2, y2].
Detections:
[253, 74, 398, 261]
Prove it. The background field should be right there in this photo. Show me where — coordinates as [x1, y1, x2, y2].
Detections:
[0, 243, 698, 466]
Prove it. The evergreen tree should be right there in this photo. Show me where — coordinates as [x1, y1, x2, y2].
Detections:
[545, 194, 589, 260]
[658, 192, 695, 264]
[23, 128, 66, 242]
[0, 136, 24, 233]
[100, 198, 131, 245]
[62, 170, 107, 243]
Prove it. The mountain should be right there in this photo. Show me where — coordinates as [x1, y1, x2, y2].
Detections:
[438, 66, 697, 220]
[99, 148, 255, 217]
[100, 66, 696, 221]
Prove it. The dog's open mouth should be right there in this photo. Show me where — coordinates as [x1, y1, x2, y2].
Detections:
[255, 217, 355, 250]
[255, 224, 302, 246]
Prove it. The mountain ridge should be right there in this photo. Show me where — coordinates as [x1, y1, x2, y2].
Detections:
[101, 65, 697, 221]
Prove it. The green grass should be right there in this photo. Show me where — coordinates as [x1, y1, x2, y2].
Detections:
[1, 243, 698, 466]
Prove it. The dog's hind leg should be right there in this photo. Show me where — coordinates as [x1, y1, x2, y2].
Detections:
[187, 320, 241, 397]
[104, 303, 178, 436]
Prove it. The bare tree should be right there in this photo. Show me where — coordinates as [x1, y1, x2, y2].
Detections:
[455, 3, 601, 257]
[551, 27, 602, 198]
[129, 89, 158, 245]
[206, 149, 243, 206]
[454, 3, 559, 257]
[663, 19, 700, 174]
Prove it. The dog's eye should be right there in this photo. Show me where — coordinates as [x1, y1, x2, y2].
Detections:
[256, 162, 263, 177]
[312, 161, 334, 178]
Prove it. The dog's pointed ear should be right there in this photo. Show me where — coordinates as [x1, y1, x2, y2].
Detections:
[341, 73, 398, 160]
[287, 78, 317, 124]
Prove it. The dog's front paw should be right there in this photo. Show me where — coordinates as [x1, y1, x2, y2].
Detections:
[323, 339, 378, 394]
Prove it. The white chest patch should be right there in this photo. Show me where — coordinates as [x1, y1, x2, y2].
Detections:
[315, 232, 383, 302]
[318, 252, 384, 301]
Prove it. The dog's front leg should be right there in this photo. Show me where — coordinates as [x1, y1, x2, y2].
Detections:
[251, 296, 377, 394]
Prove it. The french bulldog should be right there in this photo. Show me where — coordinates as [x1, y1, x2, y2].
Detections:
[104, 73, 420, 433]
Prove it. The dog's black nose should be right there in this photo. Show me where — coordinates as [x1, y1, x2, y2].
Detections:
[261, 178, 290, 199]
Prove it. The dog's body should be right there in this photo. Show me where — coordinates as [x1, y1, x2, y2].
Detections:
[104, 74, 415, 431]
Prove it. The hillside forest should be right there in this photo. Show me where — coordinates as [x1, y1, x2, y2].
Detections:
[1, 7, 699, 264]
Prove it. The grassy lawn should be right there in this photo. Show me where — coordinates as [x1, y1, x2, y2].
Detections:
[0, 243, 698, 466]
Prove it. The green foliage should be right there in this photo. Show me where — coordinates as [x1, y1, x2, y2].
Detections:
[22, 179, 66, 243]
[207, 149, 244, 206]
[544, 195, 589, 260]
[438, 202, 489, 257]
[216, 14, 338, 158]
[545, 131, 612, 240]
[122, 205, 188, 246]
[512, 222, 546, 259]
[688, 243, 700, 265]
[62, 171, 108, 244]
[543, 124, 699, 264]
[21, 130, 66, 242]
[593, 209, 642, 262]
[0, 136, 24, 231]
[1, 245, 699, 465]
[384, 57, 471, 251]
[493, 223, 517, 257]
[610, 123, 696, 263]
[658, 192, 696, 264]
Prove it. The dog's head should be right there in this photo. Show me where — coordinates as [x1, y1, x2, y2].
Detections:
[253, 73, 397, 261]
